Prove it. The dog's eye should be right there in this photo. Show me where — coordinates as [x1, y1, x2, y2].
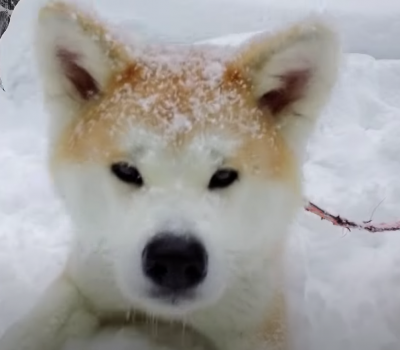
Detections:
[111, 163, 144, 187]
[208, 169, 239, 190]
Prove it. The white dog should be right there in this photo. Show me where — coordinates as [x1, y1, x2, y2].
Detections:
[0, 1, 339, 349]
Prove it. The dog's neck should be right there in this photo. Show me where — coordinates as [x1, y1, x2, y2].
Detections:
[66, 238, 286, 349]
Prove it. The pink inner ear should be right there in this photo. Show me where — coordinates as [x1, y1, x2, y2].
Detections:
[258, 70, 310, 115]
[56, 48, 100, 100]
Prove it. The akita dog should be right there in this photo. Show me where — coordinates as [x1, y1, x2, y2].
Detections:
[0, 1, 340, 349]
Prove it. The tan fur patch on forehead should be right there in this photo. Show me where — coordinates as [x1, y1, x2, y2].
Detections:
[53, 44, 296, 183]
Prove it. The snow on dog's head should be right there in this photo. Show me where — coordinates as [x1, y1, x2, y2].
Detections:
[35, 2, 339, 317]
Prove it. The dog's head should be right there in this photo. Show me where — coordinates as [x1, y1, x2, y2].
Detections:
[35, 2, 339, 317]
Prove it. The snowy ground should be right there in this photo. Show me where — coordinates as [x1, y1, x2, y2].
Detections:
[1, 1, 400, 350]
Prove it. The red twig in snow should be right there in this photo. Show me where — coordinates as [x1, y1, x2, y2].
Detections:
[305, 201, 400, 232]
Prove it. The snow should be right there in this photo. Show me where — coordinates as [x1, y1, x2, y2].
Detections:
[1, 0, 400, 349]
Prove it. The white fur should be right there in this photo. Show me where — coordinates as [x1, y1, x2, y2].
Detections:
[33, 2, 124, 140]
[0, 3, 340, 350]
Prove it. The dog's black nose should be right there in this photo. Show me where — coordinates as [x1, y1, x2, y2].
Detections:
[142, 234, 208, 292]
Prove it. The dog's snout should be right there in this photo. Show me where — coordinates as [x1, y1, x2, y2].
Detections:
[142, 233, 208, 292]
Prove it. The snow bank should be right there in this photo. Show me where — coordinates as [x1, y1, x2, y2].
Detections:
[0, 90, 69, 332]
[287, 53, 400, 349]
[1, 1, 400, 350]
[113, 0, 400, 60]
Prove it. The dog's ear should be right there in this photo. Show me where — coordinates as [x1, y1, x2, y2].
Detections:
[35, 2, 129, 126]
[235, 21, 340, 159]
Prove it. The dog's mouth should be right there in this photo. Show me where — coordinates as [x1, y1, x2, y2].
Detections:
[148, 286, 197, 305]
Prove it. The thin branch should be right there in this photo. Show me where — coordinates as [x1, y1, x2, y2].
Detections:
[305, 201, 400, 233]
[366, 197, 385, 223]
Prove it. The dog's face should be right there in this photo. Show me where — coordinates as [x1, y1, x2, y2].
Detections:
[50, 53, 302, 316]
[36, 3, 339, 317]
